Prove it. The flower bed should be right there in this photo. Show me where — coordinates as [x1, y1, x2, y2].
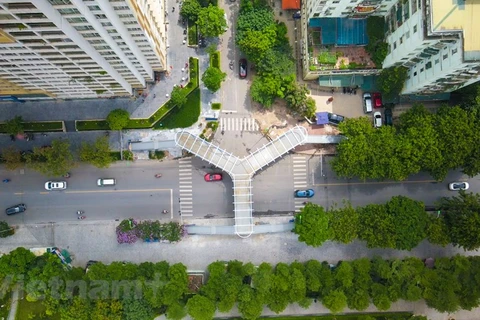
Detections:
[116, 219, 186, 244]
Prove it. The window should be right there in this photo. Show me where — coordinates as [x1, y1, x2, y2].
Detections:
[414, 71, 417, 76]
[443, 53, 448, 60]
[400, 36, 403, 44]
[420, 68, 424, 72]
[406, 31, 410, 39]
[426, 62, 432, 69]
[452, 48, 458, 55]
[332, 0, 340, 3]
[413, 25, 417, 33]
[435, 59, 439, 64]
[393, 41, 397, 49]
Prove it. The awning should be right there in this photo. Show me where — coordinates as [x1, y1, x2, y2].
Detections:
[316, 112, 329, 125]
[282, 0, 300, 10]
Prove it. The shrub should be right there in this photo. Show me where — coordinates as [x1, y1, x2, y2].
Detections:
[149, 150, 166, 160]
[122, 150, 134, 161]
[211, 103, 221, 110]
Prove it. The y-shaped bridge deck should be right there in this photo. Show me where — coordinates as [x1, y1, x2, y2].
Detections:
[175, 126, 307, 237]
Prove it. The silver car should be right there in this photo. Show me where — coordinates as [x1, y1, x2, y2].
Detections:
[45, 181, 67, 191]
[448, 182, 469, 191]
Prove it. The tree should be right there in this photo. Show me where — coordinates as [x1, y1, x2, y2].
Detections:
[122, 299, 155, 320]
[237, 28, 276, 62]
[59, 297, 91, 320]
[322, 289, 347, 313]
[170, 86, 188, 108]
[5, 116, 24, 135]
[440, 191, 480, 250]
[25, 139, 75, 176]
[237, 285, 263, 320]
[0, 221, 14, 238]
[196, 5, 227, 38]
[79, 136, 114, 168]
[293, 203, 332, 247]
[2, 146, 23, 170]
[166, 302, 187, 320]
[376, 66, 408, 101]
[357, 204, 396, 248]
[284, 84, 316, 117]
[425, 215, 451, 247]
[91, 300, 122, 320]
[329, 201, 358, 244]
[180, 0, 202, 22]
[201, 66, 226, 92]
[106, 109, 130, 130]
[385, 196, 428, 250]
[186, 295, 216, 320]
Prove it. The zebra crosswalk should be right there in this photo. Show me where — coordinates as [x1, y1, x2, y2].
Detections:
[219, 117, 259, 132]
[178, 158, 193, 217]
[292, 156, 308, 212]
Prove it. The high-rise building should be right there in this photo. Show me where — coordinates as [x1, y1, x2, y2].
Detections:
[300, 0, 480, 95]
[0, 0, 167, 99]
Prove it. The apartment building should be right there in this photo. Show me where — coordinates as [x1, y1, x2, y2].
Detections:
[383, 0, 480, 95]
[0, 0, 167, 99]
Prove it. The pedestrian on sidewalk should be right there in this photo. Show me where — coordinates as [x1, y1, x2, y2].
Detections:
[181, 68, 185, 72]
[153, 94, 156, 98]
[185, 62, 188, 68]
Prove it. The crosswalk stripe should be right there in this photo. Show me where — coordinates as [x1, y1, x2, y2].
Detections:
[220, 118, 258, 132]
[179, 177, 192, 180]
[180, 197, 193, 201]
[181, 213, 193, 216]
[293, 176, 307, 179]
[294, 184, 307, 188]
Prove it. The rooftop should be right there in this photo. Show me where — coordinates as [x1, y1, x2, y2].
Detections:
[431, 0, 480, 52]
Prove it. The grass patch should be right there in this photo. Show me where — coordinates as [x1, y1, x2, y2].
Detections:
[0, 121, 63, 133]
[77, 57, 200, 131]
[210, 51, 220, 68]
[0, 290, 10, 319]
[156, 87, 201, 129]
[188, 21, 198, 46]
[317, 51, 338, 65]
[16, 299, 61, 320]
[211, 103, 221, 110]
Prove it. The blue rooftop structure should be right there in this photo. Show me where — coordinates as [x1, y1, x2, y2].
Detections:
[309, 18, 368, 46]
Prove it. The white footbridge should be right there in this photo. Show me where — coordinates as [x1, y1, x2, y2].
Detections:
[175, 126, 308, 238]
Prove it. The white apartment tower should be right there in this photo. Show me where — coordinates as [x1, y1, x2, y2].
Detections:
[0, 0, 167, 99]
[383, 0, 480, 95]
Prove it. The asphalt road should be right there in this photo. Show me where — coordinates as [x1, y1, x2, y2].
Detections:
[1, 154, 476, 225]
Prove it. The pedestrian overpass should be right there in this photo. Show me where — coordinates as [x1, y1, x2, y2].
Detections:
[175, 126, 308, 238]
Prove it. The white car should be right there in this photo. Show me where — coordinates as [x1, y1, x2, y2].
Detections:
[448, 182, 469, 191]
[45, 181, 67, 191]
[373, 111, 382, 128]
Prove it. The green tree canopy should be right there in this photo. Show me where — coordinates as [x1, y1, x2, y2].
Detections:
[106, 109, 130, 130]
[322, 289, 347, 313]
[79, 136, 114, 168]
[201, 66, 226, 92]
[293, 203, 332, 247]
[170, 86, 188, 108]
[25, 139, 75, 176]
[329, 201, 358, 244]
[2, 146, 23, 170]
[0, 221, 14, 238]
[376, 66, 408, 101]
[196, 5, 227, 38]
[180, 0, 202, 21]
[5, 116, 24, 135]
[186, 295, 216, 320]
[357, 204, 396, 248]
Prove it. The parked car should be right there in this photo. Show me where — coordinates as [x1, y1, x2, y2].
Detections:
[373, 111, 382, 128]
[363, 92, 372, 113]
[239, 59, 247, 79]
[6, 203, 26, 215]
[294, 189, 315, 198]
[373, 92, 383, 108]
[292, 11, 301, 19]
[327, 112, 345, 126]
[44, 181, 67, 191]
[448, 182, 469, 191]
[384, 108, 393, 126]
[204, 173, 223, 182]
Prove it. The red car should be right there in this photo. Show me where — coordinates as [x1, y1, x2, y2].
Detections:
[373, 92, 382, 108]
[204, 173, 223, 182]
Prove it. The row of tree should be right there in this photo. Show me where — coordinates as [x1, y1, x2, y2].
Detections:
[236, 0, 315, 117]
[294, 192, 480, 251]
[332, 104, 480, 181]
[3, 247, 479, 319]
[1, 137, 122, 176]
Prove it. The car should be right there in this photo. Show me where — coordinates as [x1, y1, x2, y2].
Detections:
[294, 189, 315, 198]
[363, 92, 373, 113]
[373, 111, 382, 128]
[204, 173, 223, 182]
[384, 108, 393, 126]
[292, 11, 301, 19]
[448, 182, 469, 191]
[239, 59, 247, 79]
[6, 203, 26, 215]
[327, 112, 345, 126]
[44, 181, 67, 191]
[372, 92, 383, 108]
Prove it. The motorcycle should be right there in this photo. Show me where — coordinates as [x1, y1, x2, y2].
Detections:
[78, 216, 86, 220]
[77, 210, 84, 215]
[2, 179, 10, 183]
[155, 174, 162, 178]
[162, 210, 169, 214]
[229, 61, 234, 70]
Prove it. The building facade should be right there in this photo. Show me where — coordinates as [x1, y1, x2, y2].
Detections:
[301, 0, 480, 95]
[0, 0, 167, 99]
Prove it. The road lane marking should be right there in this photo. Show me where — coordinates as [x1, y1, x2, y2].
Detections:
[64, 188, 171, 194]
[14, 192, 24, 195]
[313, 179, 437, 187]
